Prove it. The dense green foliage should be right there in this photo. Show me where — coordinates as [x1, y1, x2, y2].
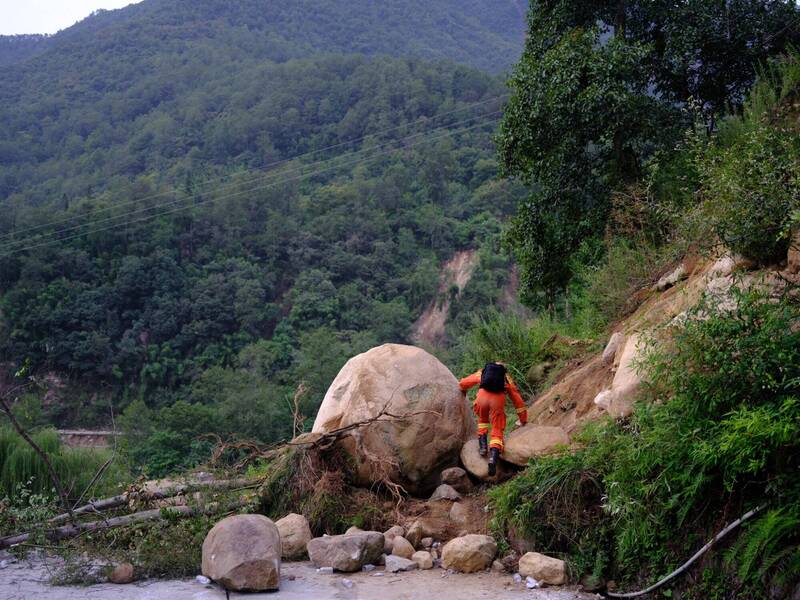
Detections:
[0, 2, 531, 476]
[499, 0, 800, 304]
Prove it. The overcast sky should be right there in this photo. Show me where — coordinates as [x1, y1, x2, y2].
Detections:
[0, 0, 143, 35]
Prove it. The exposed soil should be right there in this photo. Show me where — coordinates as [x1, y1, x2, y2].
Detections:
[0, 554, 601, 600]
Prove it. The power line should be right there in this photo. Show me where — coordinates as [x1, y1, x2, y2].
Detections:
[0, 108, 502, 253]
[0, 114, 501, 258]
[0, 93, 509, 242]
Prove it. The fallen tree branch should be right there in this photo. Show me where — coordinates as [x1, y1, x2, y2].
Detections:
[48, 478, 255, 525]
[3, 499, 250, 549]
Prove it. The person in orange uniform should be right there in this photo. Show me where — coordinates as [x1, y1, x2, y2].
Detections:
[459, 362, 527, 476]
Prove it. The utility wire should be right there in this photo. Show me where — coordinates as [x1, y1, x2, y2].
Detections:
[0, 114, 501, 258]
[0, 93, 509, 242]
[0, 109, 501, 253]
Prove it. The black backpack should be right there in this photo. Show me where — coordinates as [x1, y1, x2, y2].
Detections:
[479, 362, 507, 393]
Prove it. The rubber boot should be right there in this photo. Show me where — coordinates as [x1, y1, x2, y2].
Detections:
[488, 447, 500, 476]
[478, 433, 488, 457]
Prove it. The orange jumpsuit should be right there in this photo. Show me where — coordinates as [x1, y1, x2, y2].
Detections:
[459, 371, 527, 451]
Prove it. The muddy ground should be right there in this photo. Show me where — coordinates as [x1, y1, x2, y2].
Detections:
[0, 554, 602, 600]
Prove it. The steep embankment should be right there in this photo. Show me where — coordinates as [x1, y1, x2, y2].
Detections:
[526, 247, 800, 434]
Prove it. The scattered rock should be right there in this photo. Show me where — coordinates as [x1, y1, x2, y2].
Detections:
[383, 525, 405, 554]
[340, 578, 354, 589]
[502, 425, 570, 466]
[405, 517, 447, 548]
[429, 483, 461, 502]
[491, 560, 506, 573]
[449, 501, 470, 525]
[201, 514, 281, 591]
[275, 513, 313, 560]
[345, 526, 364, 535]
[421, 537, 434, 548]
[440, 466, 473, 494]
[362, 564, 376, 572]
[195, 575, 211, 585]
[109, 563, 135, 584]
[385, 555, 419, 573]
[526, 576, 542, 589]
[412, 550, 434, 570]
[602, 332, 624, 365]
[652, 264, 687, 292]
[307, 531, 384, 573]
[518, 552, 567, 586]
[392, 536, 415, 559]
[460, 438, 506, 480]
[312, 344, 473, 494]
[440, 534, 497, 573]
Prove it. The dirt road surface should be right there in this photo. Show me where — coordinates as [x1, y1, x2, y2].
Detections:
[0, 555, 603, 600]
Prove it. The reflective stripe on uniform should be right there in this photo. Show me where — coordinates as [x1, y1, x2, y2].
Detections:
[516, 407, 527, 414]
[490, 438, 504, 448]
[477, 422, 490, 429]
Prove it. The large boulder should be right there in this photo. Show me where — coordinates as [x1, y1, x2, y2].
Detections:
[460, 438, 507, 480]
[306, 531, 384, 572]
[201, 514, 281, 592]
[518, 552, 567, 586]
[440, 466, 473, 494]
[441, 534, 497, 573]
[312, 344, 472, 494]
[502, 425, 570, 467]
[275, 513, 312, 560]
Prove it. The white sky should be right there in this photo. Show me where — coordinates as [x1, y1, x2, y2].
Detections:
[0, 0, 143, 35]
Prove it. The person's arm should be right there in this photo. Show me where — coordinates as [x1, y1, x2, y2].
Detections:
[505, 375, 528, 425]
[459, 371, 482, 393]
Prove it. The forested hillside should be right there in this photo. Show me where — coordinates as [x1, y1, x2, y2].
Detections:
[0, 1, 528, 474]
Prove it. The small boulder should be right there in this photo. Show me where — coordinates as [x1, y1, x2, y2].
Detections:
[429, 484, 461, 502]
[109, 563, 135, 584]
[449, 501, 470, 525]
[383, 525, 405, 554]
[412, 551, 434, 570]
[392, 536, 415, 559]
[307, 531, 384, 572]
[602, 332, 624, 365]
[202, 514, 281, 591]
[385, 555, 418, 573]
[502, 425, 570, 467]
[518, 552, 567, 586]
[593, 333, 642, 419]
[275, 513, 312, 560]
[405, 518, 447, 548]
[460, 439, 506, 480]
[491, 560, 506, 573]
[440, 466, 473, 494]
[421, 537, 434, 548]
[652, 264, 687, 292]
[441, 534, 497, 573]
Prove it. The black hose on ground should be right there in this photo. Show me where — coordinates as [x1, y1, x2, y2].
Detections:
[605, 505, 765, 598]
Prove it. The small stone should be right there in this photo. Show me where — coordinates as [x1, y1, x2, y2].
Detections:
[341, 578, 354, 589]
[392, 536, 415, 559]
[385, 555, 418, 573]
[512, 573, 522, 584]
[429, 483, 461, 502]
[371, 572, 384, 577]
[317, 567, 334, 574]
[491, 560, 505, 573]
[526, 576, 541, 589]
[411, 551, 433, 570]
[421, 537, 434, 548]
[362, 564, 376, 572]
[383, 525, 405, 554]
[440, 466, 474, 495]
[195, 575, 211, 585]
[109, 563, 135, 584]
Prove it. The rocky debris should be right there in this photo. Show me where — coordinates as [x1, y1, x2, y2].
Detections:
[421, 537, 434, 548]
[392, 536, 415, 559]
[345, 526, 364, 535]
[429, 483, 461, 502]
[460, 438, 506, 480]
[652, 264, 687, 292]
[593, 333, 642, 418]
[602, 332, 624, 365]
[491, 560, 506, 573]
[518, 552, 567, 586]
[449, 501, 469, 525]
[307, 531, 384, 573]
[440, 466, 473, 495]
[201, 514, 281, 591]
[275, 513, 312, 560]
[405, 517, 447, 548]
[312, 344, 473, 494]
[412, 551, 434, 570]
[385, 555, 419, 573]
[383, 525, 405, 554]
[109, 563, 135, 584]
[441, 534, 497, 573]
[502, 425, 570, 466]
